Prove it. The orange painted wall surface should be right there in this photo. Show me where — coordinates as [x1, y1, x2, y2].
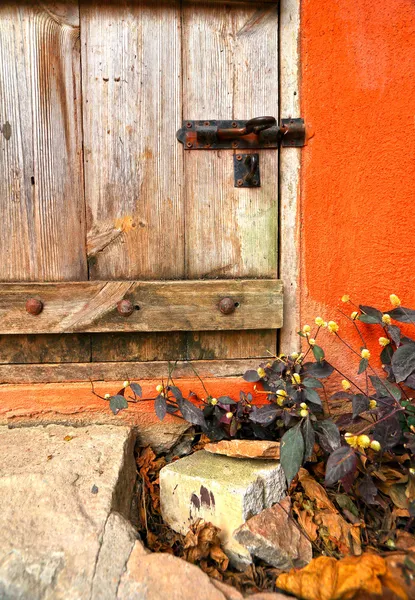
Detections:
[300, 0, 415, 374]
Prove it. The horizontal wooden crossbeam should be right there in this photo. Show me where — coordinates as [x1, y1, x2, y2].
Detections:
[0, 280, 283, 334]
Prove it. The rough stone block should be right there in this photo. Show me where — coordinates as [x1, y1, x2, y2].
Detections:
[160, 450, 286, 569]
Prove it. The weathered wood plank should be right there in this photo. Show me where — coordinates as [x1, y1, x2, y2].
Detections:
[91, 332, 187, 362]
[81, 0, 184, 280]
[0, 280, 283, 334]
[182, 1, 279, 358]
[0, 334, 90, 364]
[0, 359, 256, 384]
[0, 2, 89, 366]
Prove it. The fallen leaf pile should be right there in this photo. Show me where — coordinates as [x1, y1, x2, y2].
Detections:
[276, 553, 408, 600]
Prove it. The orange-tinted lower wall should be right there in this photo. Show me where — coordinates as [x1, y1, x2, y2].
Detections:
[300, 0, 415, 375]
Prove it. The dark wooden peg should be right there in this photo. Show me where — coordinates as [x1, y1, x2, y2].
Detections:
[218, 297, 236, 315]
[117, 299, 134, 316]
[25, 298, 43, 316]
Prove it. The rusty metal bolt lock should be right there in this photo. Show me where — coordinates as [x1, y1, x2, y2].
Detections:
[26, 298, 43, 316]
[117, 299, 134, 317]
[218, 297, 237, 315]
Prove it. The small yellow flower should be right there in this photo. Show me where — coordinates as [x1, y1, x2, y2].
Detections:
[341, 379, 351, 391]
[379, 337, 390, 347]
[226, 411, 233, 419]
[302, 324, 311, 335]
[277, 397, 285, 407]
[315, 317, 325, 327]
[357, 434, 371, 448]
[211, 398, 218, 405]
[309, 338, 316, 346]
[292, 373, 301, 385]
[300, 409, 309, 418]
[369, 399, 377, 409]
[370, 440, 381, 452]
[156, 384, 163, 393]
[341, 295, 350, 303]
[390, 294, 401, 307]
[361, 348, 371, 359]
[409, 467, 415, 475]
[327, 321, 339, 333]
[104, 393, 111, 399]
[123, 380, 130, 388]
[345, 433, 358, 448]
[276, 389, 288, 398]
[291, 352, 299, 360]
[382, 314, 392, 325]
[257, 367, 266, 378]
[351, 311, 359, 320]
[300, 402, 308, 409]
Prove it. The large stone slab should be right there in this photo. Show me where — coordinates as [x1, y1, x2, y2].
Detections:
[159, 450, 286, 570]
[0, 424, 137, 600]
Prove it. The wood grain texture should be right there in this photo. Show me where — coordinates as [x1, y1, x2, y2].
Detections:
[81, 0, 184, 280]
[0, 2, 89, 365]
[0, 2, 87, 282]
[0, 280, 283, 334]
[182, 1, 279, 358]
[0, 359, 255, 384]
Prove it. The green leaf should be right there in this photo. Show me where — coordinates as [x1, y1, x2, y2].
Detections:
[325, 446, 357, 487]
[280, 425, 304, 486]
[314, 419, 341, 452]
[154, 394, 167, 420]
[391, 343, 415, 382]
[249, 404, 280, 424]
[303, 361, 334, 378]
[218, 395, 238, 405]
[178, 398, 206, 426]
[303, 377, 324, 389]
[243, 370, 261, 383]
[130, 382, 142, 398]
[358, 358, 368, 374]
[305, 388, 322, 406]
[358, 314, 381, 324]
[387, 307, 415, 323]
[312, 345, 325, 362]
[302, 417, 315, 461]
[380, 344, 393, 365]
[359, 305, 384, 322]
[352, 394, 369, 419]
[369, 375, 401, 402]
[109, 395, 128, 415]
[335, 493, 359, 517]
[386, 324, 401, 347]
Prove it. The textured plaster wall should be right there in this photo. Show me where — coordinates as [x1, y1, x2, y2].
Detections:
[300, 0, 415, 373]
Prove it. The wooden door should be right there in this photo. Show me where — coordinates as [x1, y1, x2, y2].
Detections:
[0, 1, 282, 384]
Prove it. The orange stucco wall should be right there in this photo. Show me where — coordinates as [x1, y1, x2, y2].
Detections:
[300, 0, 415, 373]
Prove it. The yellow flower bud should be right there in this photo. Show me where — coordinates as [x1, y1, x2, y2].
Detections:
[369, 399, 377, 409]
[292, 373, 301, 385]
[382, 314, 392, 325]
[379, 337, 390, 347]
[370, 440, 381, 452]
[357, 435, 371, 448]
[345, 433, 358, 448]
[390, 294, 401, 307]
[277, 397, 285, 407]
[351, 311, 359, 320]
[309, 338, 316, 346]
[123, 380, 130, 388]
[257, 367, 266, 378]
[327, 321, 339, 333]
[409, 467, 415, 475]
[226, 412, 233, 419]
[300, 402, 308, 409]
[104, 393, 111, 399]
[211, 398, 218, 405]
[361, 348, 371, 359]
[302, 324, 311, 334]
[156, 384, 163, 393]
[276, 389, 288, 397]
[341, 379, 351, 391]
[291, 352, 299, 360]
[341, 295, 350, 303]
[315, 317, 325, 327]
[300, 409, 309, 418]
